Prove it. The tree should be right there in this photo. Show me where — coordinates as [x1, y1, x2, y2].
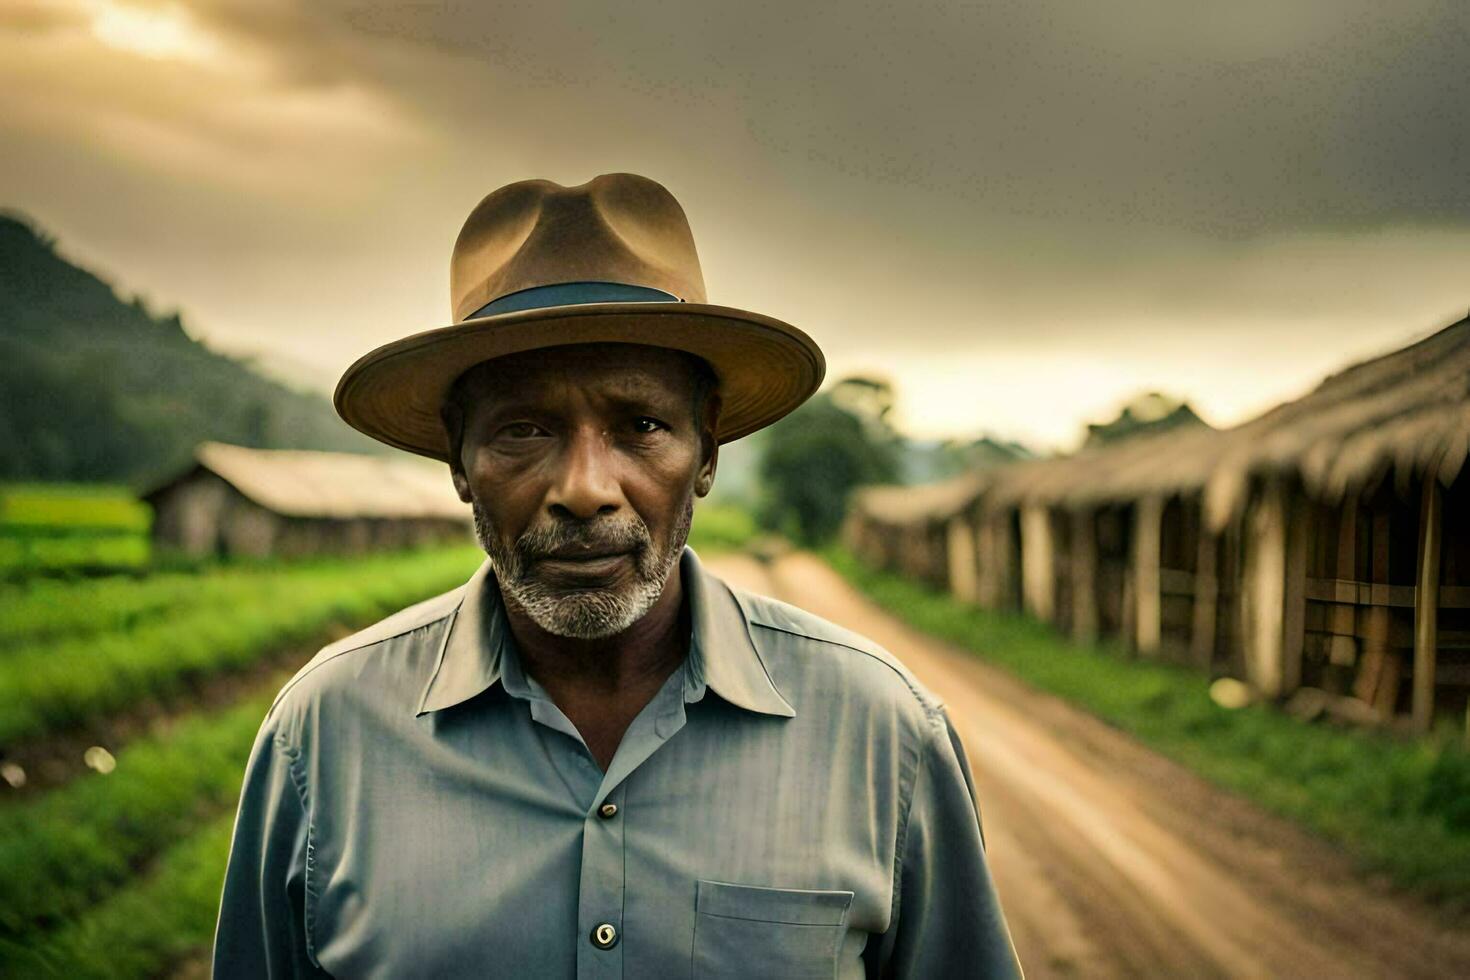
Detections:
[1083, 391, 1209, 448]
[756, 377, 899, 544]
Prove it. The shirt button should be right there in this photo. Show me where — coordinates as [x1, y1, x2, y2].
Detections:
[598, 802, 618, 819]
[591, 923, 619, 949]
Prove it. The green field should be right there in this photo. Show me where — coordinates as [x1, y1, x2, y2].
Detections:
[825, 546, 1470, 909]
[0, 693, 274, 950]
[0, 493, 756, 977]
[0, 484, 152, 576]
[0, 549, 483, 976]
[0, 546, 488, 746]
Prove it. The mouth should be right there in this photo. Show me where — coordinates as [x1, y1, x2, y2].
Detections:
[533, 549, 634, 576]
[541, 544, 630, 561]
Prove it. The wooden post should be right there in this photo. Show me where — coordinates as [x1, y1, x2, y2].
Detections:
[1355, 510, 1397, 718]
[1413, 478, 1443, 732]
[1133, 495, 1163, 655]
[1072, 508, 1099, 644]
[1190, 525, 1219, 669]
[947, 515, 980, 603]
[1244, 479, 1287, 698]
[997, 512, 1020, 612]
[1282, 492, 1309, 697]
[975, 517, 996, 609]
[1021, 504, 1055, 622]
[1329, 497, 1359, 668]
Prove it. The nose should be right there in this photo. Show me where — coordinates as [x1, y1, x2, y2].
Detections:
[546, 425, 624, 520]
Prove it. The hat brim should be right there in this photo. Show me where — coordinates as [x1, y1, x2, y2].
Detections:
[333, 302, 826, 462]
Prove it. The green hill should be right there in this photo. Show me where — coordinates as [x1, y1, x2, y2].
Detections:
[0, 212, 382, 487]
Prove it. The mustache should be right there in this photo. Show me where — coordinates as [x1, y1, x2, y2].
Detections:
[514, 517, 651, 561]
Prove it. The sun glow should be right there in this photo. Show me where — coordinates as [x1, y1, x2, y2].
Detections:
[88, 1, 220, 63]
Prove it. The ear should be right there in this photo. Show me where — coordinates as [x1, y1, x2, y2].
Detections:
[442, 401, 474, 504]
[451, 466, 473, 504]
[695, 391, 721, 498]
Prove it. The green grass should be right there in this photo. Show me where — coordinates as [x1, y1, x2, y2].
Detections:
[0, 534, 150, 577]
[0, 552, 463, 650]
[0, 545, 485, 746]
[0, 570, 205, 649]
[2, 812, 237, 979]
[0, 693, 272, 946]
[825, 546, 1470, 908]
[0, 485, 151, 532]
[0, 545, 490, 974]
[0, 484, 152, 576]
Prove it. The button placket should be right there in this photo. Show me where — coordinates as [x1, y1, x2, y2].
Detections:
[575, 783, 627, 977]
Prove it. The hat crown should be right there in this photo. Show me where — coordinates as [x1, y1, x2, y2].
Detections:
[450, 173, 708, 323]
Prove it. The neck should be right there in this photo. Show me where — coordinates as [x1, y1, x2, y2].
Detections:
[500, 559, 690, 696]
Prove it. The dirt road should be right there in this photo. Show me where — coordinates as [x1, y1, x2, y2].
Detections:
[707, 551, 1470, 979]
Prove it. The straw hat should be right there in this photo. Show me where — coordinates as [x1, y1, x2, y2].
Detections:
[334, 173, 826, 462]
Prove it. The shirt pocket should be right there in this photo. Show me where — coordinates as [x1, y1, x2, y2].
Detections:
[692, 879, 854, 979]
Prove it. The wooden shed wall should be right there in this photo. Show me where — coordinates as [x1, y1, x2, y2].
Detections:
[150, 471, 471, 559]
[845, 462, 1469, 734]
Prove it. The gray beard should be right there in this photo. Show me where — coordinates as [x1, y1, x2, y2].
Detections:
[471, 495, 693, 640]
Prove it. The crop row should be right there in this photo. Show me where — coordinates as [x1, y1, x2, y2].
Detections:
[0, 550, 471, 649]
[0, 544, 484, 747]
[0, 691, 272, 944]
[2, 811, 237, 978]
[0, 485, 151, 533]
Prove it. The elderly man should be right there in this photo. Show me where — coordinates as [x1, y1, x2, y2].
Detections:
[213, 174, 1022, 977]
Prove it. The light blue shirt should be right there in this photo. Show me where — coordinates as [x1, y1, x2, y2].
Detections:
[212, 547, 1022, 977]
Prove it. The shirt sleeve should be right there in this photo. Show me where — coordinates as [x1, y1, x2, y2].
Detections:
[212, 712, 328, 978]
[881, 705, 1024, 978]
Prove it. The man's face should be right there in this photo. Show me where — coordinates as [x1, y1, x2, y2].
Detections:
[446, 343, 718, 639]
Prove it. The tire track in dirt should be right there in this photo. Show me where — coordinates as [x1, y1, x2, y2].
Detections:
[708, 551, 1470, 980]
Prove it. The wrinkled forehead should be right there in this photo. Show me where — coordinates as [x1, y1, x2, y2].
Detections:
[452, 342, 700, 410]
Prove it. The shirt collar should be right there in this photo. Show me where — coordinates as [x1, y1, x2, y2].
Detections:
[415, 547, 795, 719]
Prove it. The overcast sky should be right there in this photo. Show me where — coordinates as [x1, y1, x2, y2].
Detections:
[3, 0, 1467, 450]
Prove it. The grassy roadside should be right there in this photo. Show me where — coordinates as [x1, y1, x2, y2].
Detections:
[824, 547, 1470, 909]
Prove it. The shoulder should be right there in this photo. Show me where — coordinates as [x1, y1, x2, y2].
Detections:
[265, 580, 466, 729]
[728, 581, 946, 725]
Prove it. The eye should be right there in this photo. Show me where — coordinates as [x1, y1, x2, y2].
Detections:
[498, 421, 546, 439]
[632, 416, 669, 434]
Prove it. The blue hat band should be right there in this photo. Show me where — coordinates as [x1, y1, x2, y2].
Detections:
[468, 281, 682, 319]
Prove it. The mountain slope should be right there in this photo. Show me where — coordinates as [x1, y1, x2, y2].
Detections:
[0, 212, 384, 486]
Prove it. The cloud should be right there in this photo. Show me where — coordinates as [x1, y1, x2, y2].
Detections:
[1, 0, 1467, 448]
[0, 1, 429, 200]
[175, 0, 1470, 234]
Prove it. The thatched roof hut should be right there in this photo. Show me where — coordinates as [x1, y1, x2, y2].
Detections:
[846, 311, 1470, 733]
[848, 471, 990, 528]
[976, 311, 1470, 524]
[1202, 313, 1470, 529]
[183, 442, 468, 521]
[144, 442, 472, 558]
[980, 422, 1222, 512]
